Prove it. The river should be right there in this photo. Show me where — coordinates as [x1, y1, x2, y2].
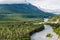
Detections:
[31, 18, 58, 40]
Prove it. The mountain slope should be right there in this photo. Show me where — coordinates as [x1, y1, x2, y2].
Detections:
[0, 4, 47, 14]
[0, 4, 55, 21]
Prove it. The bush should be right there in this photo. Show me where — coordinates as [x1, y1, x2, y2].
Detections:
[46, 33, 53, 38]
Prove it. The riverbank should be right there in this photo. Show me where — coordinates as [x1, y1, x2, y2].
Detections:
[58, 38, 60, 40]
[31, 25, 58, 40]
[45, 23, 60, 40]
[0, 21, 44, 40]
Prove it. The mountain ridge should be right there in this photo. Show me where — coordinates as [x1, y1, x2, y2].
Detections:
[0, 3, 55, 21]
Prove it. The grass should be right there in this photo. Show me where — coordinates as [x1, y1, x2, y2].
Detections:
[0, 18, 44, 40]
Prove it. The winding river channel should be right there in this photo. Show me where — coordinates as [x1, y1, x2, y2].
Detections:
[31, 19, 58, 40]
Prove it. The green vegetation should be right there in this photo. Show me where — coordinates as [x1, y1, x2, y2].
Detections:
[46, 33, 52, 38]
[0, 18, 44, 40]
[48, 15, 60, 22]
[0, 14, 44, 21]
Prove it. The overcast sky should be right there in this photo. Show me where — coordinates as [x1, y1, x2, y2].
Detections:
[0, 0, 60, 14]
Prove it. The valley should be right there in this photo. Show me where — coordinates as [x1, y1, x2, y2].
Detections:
[0, 3, 59, 40]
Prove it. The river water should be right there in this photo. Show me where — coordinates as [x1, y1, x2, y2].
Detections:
[31, 19, 58, 40]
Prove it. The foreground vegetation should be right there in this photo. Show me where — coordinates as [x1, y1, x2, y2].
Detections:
[0, 18, 44, 40]
[0, 14, 57, 40]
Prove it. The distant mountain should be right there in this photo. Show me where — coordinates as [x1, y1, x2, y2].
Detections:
[0, 3, 55, 21]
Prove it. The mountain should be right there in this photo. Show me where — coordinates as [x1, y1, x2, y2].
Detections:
[0, 3, 55, 21]
[0, 3, 44, 14]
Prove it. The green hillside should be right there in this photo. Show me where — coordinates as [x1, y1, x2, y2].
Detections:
[0, 4, 55, 21]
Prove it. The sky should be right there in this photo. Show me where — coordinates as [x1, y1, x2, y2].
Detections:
[0, 0, 60, 14]
[0, 0, 26, 3]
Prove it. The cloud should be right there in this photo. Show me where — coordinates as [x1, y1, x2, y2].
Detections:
[28, 0, 60, 10]
[27, 0, 60, 14]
